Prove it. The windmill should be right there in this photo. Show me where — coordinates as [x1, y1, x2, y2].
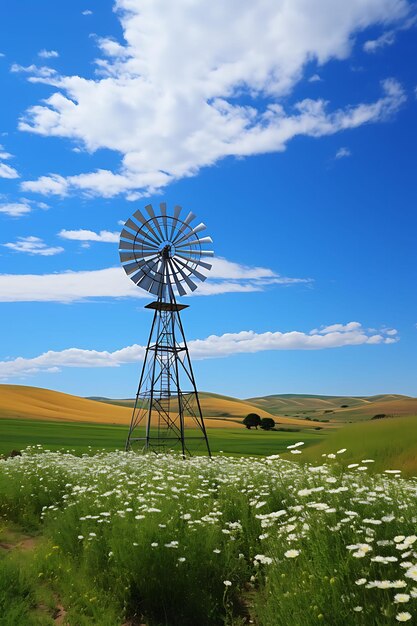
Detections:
[119, 203, 213, 457]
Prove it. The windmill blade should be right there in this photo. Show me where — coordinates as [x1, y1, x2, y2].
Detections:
[175, 256, 208, 282]
[138, 268, 164, 293]
[148, 262, 166, 296]
[133, 209, 161, 245]
[135, 273, 155, 292]
[177, 236, 213, 248]
[132, 237, 159, 251]
[200, 250, 214, 257]
[175, 253, 212, 271]
[119, 251, 137, 263]
[119, 240, 135, 251]
[160, 202, 169, 239]
[122, 257, 158, 275]
[122, 261, 142, 275]
[169, 205, 183, 240]
[145, 204, 165, 241]
[120, 239, 156, 254]
[174, 222, 207, 246]
[120, 228, 136, 242]
[130, 268, 146, 284]
[149, 279, 163, 297]
[135, 259, 161, 287]
[168, 258, 187, 297]
[171, 258, 198, 292]
[124, 218, 141, 234]
[172, 211, 196, 242]
[120, 250, 158, 262]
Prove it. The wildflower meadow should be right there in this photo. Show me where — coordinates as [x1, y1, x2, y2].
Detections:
[1, 446, 417, 625]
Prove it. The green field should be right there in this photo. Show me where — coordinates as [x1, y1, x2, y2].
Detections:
[300, 414, 417, 476]
[0, 417, 325, 456]
[2, 449, 417, 625]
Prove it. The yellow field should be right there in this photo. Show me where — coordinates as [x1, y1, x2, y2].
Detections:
[0, 385, 330, 430]
[330, 397, 417, 421]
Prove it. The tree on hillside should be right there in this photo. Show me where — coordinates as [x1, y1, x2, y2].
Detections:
[260, 417, 275, 431]
[243, 413, 261, 429]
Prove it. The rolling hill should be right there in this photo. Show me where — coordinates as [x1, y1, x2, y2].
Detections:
[0, 385, 249, 428]
[246, 393, 417, 422]
[1, 385, 415, 432]
[88, 391, 328, 428]
[2, 385, 327, 430]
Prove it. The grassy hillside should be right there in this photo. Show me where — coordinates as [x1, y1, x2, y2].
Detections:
[247, 393, 370, 414]
[247, 393, 416, 423]
[327, 397, 417, 422]
[300, 414, 417, 476]
[87, 391, 329, 428]
[88, 391, 276, 417]
[0, 385, 253, 429]
[0, 385, 133, 424]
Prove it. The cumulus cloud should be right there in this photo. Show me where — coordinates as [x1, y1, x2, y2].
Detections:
[38, 49, 59, 59]
[0, 163, 19, 179]
[3, 236, 64, 256]
[15, 0, 410, 199]
[0, 202, 32, 217]
[0, 260, 311, 303]
[335, 147, 351, 159]
[59, 228, 119, 243]
[82, 9, 93, 15]
[0, 323, 398, 380]
[0, 198, 49, 217]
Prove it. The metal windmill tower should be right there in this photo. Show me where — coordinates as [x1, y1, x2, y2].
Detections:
[119, 203, 213, 457]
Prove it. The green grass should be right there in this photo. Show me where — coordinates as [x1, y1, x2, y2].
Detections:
[0, 418, 325, 456]
[301, 414, 417, 476]
[1, 451, 417, 625]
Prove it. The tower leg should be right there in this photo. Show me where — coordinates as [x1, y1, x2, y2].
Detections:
[125, 295, 211, 456]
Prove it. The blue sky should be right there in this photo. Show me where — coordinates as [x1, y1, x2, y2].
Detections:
[0, 0, 416, 399]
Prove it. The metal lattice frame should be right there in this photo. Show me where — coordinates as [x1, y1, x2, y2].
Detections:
[119, 203, 212, 456]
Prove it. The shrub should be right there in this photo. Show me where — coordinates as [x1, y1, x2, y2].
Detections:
[260, 418, 275, 431]
[242, 413, 261, 429]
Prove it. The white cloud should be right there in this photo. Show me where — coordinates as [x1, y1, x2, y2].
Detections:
[59, 228, 119, 243]
[10, 63, 58, 80]
[309, 74, 322, 83]
[38, 49, 59, 59]
[82, 9, 93, 15]
[15, 0, 409, 198]
[0, 163, 19, 179]
[335, 147, 351, 159]
[0, 322, 398, 380]
[0, 202, 31, 217]
[364, 31, 397, 52]
[3, 236, 64, 256]
[364, 14, 416, 53]
[310, 322, 362, 335]
[0, 260, 311, 303]
[0, 144, 12, 160]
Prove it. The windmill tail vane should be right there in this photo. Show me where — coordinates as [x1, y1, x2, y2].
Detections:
[119, 203, 213, 457]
